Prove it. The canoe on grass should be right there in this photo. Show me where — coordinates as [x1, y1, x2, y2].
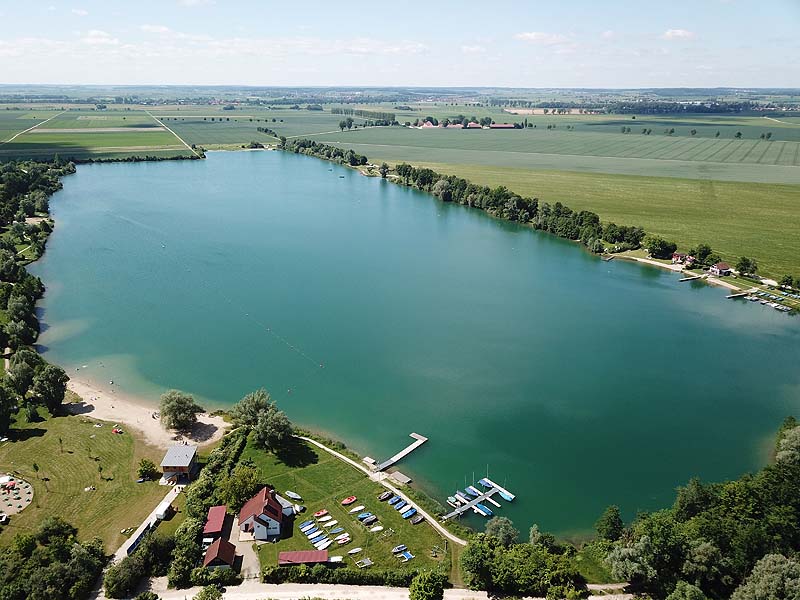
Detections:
[348, 505, 365, 514]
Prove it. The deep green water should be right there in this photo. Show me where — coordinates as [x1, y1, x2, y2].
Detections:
[31, 151, 800, 536]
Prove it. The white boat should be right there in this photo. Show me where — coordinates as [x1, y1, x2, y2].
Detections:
[315, 539, 332, 550]
[369, 525, 384, 532]
[348, 504, 365, 513]
[338, 536, 351, 545]
[323, 520, 338, 528]
[334, 533, 349, 542]
[348, 547, 363, 555]
[300, 524, 316, 533]
[317, 515, 333, 522]
[285, 491, 303, 501]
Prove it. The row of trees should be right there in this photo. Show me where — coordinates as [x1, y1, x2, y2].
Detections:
[332, 107, 396, 121]
[603, 417, 800, 599]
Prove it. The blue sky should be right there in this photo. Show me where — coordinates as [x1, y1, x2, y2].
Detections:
[1, 0, 798, 87]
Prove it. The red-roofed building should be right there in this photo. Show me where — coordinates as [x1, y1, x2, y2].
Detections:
[203, 537, 237, 569]
[238, 487, 291, 540]
[710, 262, 732, 276]
[489, 123, 516, 129]
[203, 505, 227, 538]
[278, 550, 329, 566]
[467, 122, 482, 128]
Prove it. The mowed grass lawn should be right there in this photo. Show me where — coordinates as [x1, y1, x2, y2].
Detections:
[403, 162, 800, 278]
[0, 411, 166, 551]
[242, 437, 451, 574]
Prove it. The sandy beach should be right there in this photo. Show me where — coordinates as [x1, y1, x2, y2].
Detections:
[66, 378, 228, 449]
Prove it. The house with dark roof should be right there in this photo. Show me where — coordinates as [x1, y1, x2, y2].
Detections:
[202, 537, 236, 570]
[238, 487, 292, 540]
[160, 444, 198, 482]
[203, 505, 227, 539]
[709, 262, 732, 276]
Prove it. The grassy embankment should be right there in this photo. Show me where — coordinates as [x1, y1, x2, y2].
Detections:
[0, 400, 166, 551]
[241, 435, 454, 577]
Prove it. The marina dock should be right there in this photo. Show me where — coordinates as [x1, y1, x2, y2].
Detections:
[482, 477, 516, 501]
[726, 291, 751, 299]
[442, 487, 502, 520]
[375, 433, 428, 471]
[679, 274, 703, 282]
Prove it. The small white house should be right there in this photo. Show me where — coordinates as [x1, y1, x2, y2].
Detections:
[238, 487, 292, 540]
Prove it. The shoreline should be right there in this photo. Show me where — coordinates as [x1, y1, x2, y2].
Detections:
[65, 378, 227, 449]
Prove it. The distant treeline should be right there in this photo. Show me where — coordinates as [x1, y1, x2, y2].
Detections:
[492, 98, 759, 114]
[256, 126, 280, 138]
[281, 139, 643, 254]
[331, 107, 396, 121]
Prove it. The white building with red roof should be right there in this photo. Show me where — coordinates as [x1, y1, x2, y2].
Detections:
[238, 487, 292, 540]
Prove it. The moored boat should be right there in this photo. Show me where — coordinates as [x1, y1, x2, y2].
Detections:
[341, 495, 357, 506]
[310, 534, 326, 544]
[357, 512, 373, 520]
[316, 539, 332, 550]
[391, 544, 407, 554]
[285, 491, 302, 501]
[299, 520, 313, 529]
[388, 496, 401, 505]
[304, 527, 320, 537]
[467, 485, 482, 497]
[323, 520, 338, 528]
[394, 501, 407, 511]
[313, 509, 328, 518]
[378, 491, 392, 501]
[410, 514, 425, 525]
[348, 547, 363, 555]
[348, 505, 365, 514]
[370, 525, 384, 532]
[402, 508, 417, 519]
[475, 503, 493, 516]
[330, 527, 344, 534]
[362, 515, 378, 526]
[317, 515, 332, 522]
[334, 533, 349, 542]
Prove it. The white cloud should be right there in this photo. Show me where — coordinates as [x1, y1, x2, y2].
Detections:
[71, 8, 88, 16]
[81, 30, 119, 45]
[461, 45, 486, 54]
[661, 29, 695, 40]
[601, 30, 615, 40]
[514, 31, 569, 45]
[141, 24, 172, 34]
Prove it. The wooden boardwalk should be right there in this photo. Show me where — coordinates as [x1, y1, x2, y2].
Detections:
[375, 433, 428, 471]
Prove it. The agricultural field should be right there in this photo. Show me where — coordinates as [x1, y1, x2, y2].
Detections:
[0, 109, 194, 160]
[0, 408, 166, 551]
[242, 436, 452, 575]
[0, 109, 62, 142]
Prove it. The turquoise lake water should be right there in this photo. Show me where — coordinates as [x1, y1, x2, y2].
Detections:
[30, 150, 800, 536]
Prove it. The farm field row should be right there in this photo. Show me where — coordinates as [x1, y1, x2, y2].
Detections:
[310, 127, 800, 168]
[391, 161, 800, 278]
[0, 110, 62, 142]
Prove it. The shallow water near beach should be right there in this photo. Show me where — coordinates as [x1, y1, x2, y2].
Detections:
[31, 150, 800, 535]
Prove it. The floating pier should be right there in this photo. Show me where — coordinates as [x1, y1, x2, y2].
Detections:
[482, 477, 516, 501]
[442, 488, 502, 520]
[726, 291, 751, 299]
[679, 275, 703, 282]
[374, 433, 428, 471]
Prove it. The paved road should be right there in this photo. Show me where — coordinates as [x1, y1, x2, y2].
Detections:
[298, 435, 467, 547]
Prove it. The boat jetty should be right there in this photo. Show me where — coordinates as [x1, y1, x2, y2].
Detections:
[442, 477, 516, 521]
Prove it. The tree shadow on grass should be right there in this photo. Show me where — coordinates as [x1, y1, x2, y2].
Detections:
[275, 437, 319, 468]
[10, 427, 46, 441]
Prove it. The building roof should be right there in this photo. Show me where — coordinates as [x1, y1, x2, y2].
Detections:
[160, 444, 198, 468]
[278, 550, 329, 566]
[489, 123, 516, 128]
[238, 487, 284, 526]
[204, 505, 227, 535]
[714, 262, 731, 270]
[203, 537, 236, 567]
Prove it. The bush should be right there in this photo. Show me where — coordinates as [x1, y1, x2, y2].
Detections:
[190, 566, 241, 586]
[409, 570, 448, 600]
[167, 517, 203, 588]
[262, 564, 419, 587]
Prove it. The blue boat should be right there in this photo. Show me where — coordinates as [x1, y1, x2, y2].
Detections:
[310, 534, 326, 543]
[305, 528, 320, 537]
[330, 527, 344, 534]
[498, 491, 514, 502]
[395, 501, 407, 511]
[402, 508, 417, 519]
[357, 512, 373, 520]
[475, 503, 493, 516]
[478, 478, 492, 489]
[465, 487, 480, 497]
[299, 520, 314, 529]
[388, 496, 401, 505]
[400, 550, 415, 562]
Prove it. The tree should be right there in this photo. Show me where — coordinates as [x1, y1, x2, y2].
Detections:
[690, 243, 713, 265]
[134, 593, 160, 600]
[485, 516, 518, 547]
[220, 463, 261, 511]
[735, 256, 758, 276]
[666, 581, 709, 600]
[194, 585, 223, 600]
[644, 235, 678, 259]
[779, 274, 794, 289]
[528, 523, 556, 551]
[253, 405, 292, 452]
[396, 163, 413, 184]
[595, 505, 624, 541]
[409, 570, 447, 600]
[7, 359, 35, 397]
[31, 364, 69, 412]
[345, 117, 354, 130]
[0, 383, 14, 435]
[379, 163, 389, 179]
[137, 458, 159, 480]
[776, 426, 800, 465]
[338, 120, 347, 132]
[735, 131, 743, 139]
[231, 388, 271, 429]
[730, 554, 800, 600]
[159, 390, 204, 432]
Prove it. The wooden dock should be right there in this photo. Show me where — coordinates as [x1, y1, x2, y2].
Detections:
[727, 291, 751, 299]
[375, 433, 428, 471]
[442, 487, 502, 520]
[679, 274, 703, 282]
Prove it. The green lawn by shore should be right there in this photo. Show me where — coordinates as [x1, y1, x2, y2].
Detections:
[241, 436, 452, 575]
[0, 408, 166, 551]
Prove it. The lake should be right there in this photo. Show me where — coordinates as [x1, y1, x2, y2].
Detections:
[31, 150, 800, 536]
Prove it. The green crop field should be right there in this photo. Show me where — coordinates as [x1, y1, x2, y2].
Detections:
[242, 436, 451, 575]
[396, 162, 800, 278]
[0, 409, 166, 551]
[0, 110, 61, 142]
